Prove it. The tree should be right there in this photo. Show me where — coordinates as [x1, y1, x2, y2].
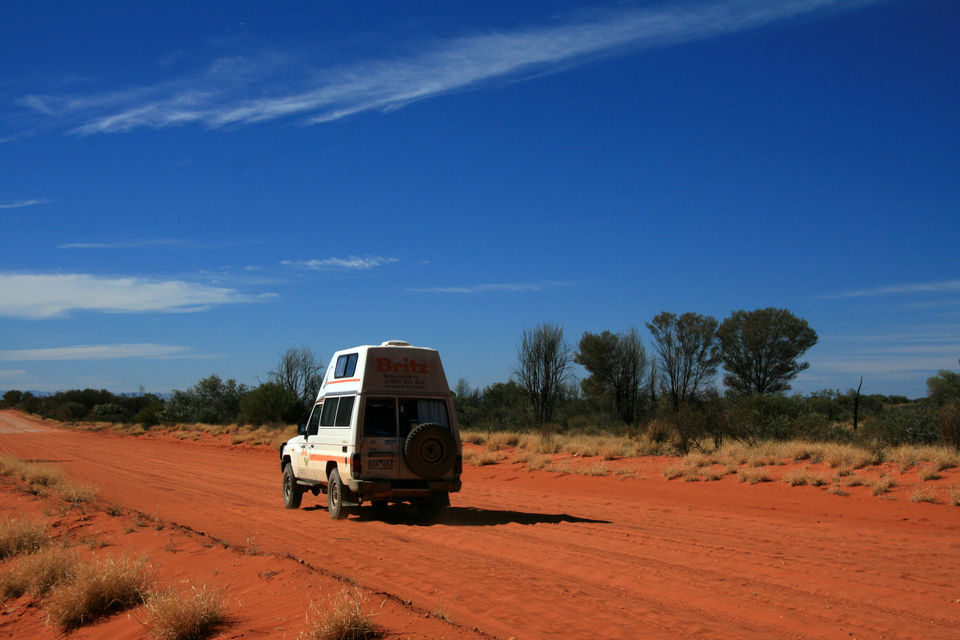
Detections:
[269, 346, 324, 410]
[927, 368, 960, 407]
[575, 329, 648, 425]
[164, 374, 248, 424]
[238, 382, 304, 426]
[646, 312, 720, 411]
[515, 323, 571, 426]
[1, 390, 23, 408]
[717, 308, 818, 395]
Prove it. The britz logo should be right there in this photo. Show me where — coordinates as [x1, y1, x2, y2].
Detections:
[377, 357, 428, 374]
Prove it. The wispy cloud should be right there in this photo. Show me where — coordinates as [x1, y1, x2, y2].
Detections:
[812, 324, 960, 384]
[19, 0, 879, 135]
[0, 199, 52, 209]
[0, 344, 202, 361]
[823, 279, 960, 299]
[407, 282, 560, 294]
[0, 369, 27, 378]
[0, 272, 273, 318]
[282, 256, 398, 271]
[57, 238, 243, 250]
[814, 355, 957, 376]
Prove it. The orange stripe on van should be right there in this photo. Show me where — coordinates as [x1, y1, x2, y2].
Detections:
[326, 378, 360, 385]
[308, 454, 348, 464]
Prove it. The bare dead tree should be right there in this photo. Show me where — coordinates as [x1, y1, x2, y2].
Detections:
[515, 323, 571, 426]
[853, 376, 863, 431]
[269, 346, 325, 408]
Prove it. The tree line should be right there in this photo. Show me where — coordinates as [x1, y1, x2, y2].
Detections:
[511, 308, 818, 426]
[1, 347, 324, 428]
[460, 308, 959, 451]
[2, 311, 958, 451]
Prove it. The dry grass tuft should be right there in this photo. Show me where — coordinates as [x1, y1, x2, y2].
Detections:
[545, 461, 574, 475]
[662, 464, 684, 480]
[681, 467, 701, 482]
[950, 485, 960, 507]
[144, 583, 228, 640]
[871, 477, 896, 496]
[484, 432, 519, 451]
[827, 486, 849, 497]
[462, 449, 502, 467]
[516, 452, 550, 471]
[842, 474, 869, 487]
[683, 453, 716, 468]
[918, 466, 942, 482]
[579, 462, 610, 477]
[18, 463, 63, 494]
[299, 589, 381, 640]
[701, 468, 726, 481]
[0, 518, 50, 560]
[517, 433, 561, 455]
[738, 469, 771, 484]
[0, 547, 80, 599]
[909, 488, 938, 504]
[782, 469, 811, 486]
[782, 469, 828, 487]
[887, 445, 960, 472]
[45, 555, 150, 631]
[57, 482, 100, 508]
[458, 430, 486, 445]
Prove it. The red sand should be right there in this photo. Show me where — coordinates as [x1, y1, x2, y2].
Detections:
[2, 409, 959, 639]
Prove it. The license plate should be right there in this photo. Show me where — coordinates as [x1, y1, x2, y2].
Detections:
[368, 458, 393, 470]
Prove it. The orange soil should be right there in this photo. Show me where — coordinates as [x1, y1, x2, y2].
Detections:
[2, 409, 959, 640]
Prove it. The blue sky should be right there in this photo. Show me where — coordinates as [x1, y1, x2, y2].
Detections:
[1, 0, 957, 399]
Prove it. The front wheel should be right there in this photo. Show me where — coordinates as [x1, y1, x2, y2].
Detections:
[327, 468, 350, 520]
[282, 464, 303, 509]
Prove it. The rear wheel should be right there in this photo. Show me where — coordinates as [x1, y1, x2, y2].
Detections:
[418, 491, 449, 519]
[282, 464, 302, 509]
[327, 468, 350, 520]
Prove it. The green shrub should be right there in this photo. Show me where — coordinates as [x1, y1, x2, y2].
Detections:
[861, 406, 938, 447]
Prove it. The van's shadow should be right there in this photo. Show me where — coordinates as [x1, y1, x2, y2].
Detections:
[354, 505, 610, 527]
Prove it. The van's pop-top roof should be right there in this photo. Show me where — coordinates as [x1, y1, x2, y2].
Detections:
[318, 341, 451, 399]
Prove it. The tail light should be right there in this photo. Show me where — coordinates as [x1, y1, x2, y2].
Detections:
[454, 454, 462, 475]
[350, 453, 362, 475]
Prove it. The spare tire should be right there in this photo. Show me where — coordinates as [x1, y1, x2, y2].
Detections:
[404, 422, 457, 479]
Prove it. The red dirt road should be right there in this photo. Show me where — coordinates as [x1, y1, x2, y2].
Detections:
[2, 410, 959, 639]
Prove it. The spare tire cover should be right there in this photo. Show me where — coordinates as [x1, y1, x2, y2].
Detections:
[404, 422, 457, 479]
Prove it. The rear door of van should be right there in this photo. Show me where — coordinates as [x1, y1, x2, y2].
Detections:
[359, 396, 400, 480]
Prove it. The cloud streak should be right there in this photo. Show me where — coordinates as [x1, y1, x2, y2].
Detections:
[407, 281, 571, 294]
[56, 238, 247, 250]
[0, 344, 201, 361]
[823, 279, 960, 299]
[0, 199, 52, 209]
[19, 0, 879, 135]
[0, 272, 272, 318]
[282, 256, 398, 271]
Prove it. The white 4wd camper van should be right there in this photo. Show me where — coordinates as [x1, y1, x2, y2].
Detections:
[280, 341, 462, 519]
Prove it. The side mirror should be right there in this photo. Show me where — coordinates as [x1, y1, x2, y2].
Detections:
[298, 423, 307, 436]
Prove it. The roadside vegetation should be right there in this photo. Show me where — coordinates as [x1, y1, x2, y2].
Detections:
[299, 589, 382, 640]
[0, 453, 384, 638]
[2, 309, 958, 462]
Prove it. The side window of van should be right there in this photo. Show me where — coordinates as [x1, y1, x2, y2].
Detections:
[306, 404, 322, 436]
[335, 396, 355, 427]
[320, 398, 339, 427]
[319, 396, 355, 428]
[334, 353, 358, 378]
